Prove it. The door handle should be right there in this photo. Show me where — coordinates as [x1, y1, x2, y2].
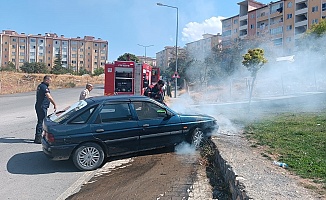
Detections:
[96, 129, 104, 132]
[142, 124, 149, 127]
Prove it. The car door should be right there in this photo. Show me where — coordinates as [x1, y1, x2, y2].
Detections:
[132, 101, 182, 150]
[90, 102, 141, 155]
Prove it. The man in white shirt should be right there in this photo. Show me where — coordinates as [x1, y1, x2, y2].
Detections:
[79, 83, 93, 100]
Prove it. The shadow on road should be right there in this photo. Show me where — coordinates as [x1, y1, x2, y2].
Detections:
[7, 151, 79, 174]
[0, 137, 34, 144]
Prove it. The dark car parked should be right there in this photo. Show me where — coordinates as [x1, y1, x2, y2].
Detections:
[42, 95, 218, 171]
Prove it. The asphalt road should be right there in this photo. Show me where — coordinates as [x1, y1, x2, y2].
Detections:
[0, 85, 105, 200]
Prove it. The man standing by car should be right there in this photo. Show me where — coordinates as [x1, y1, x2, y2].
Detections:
[34, 75, 57, 144]
[148, 80, 165, 104]
[79, 83, 93, 100]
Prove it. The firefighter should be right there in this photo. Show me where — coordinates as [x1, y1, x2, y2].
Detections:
[144, 80, 165, 104]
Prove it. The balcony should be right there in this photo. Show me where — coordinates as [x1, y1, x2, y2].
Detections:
[295, 0, 307, 3]
[239, 15, 248, 21]
[295, 7, 307, 15]
[239, 24, 247, 30]
[295, 20, 307, 27]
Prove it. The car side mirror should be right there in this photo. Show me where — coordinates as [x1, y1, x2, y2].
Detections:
[157, 109, 168, 118]
[157, 109, 173, 119]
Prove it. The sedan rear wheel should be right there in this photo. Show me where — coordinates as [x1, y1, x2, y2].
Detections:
[191, 128, 204, 149]
[73, 143, 104, 171]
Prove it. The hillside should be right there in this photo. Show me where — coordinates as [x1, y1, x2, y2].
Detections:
[0, 72, 104, 95]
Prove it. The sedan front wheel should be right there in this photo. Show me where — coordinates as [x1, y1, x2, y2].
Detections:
[191, 128, 204, 149]
[72, 143, 104, 171]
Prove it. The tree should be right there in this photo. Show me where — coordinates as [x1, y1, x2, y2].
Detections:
[78, 67, 90, 76]
[51, 50, 66, 75]
[306, 19, 326, 37]
[2, 61, 16, 71]
[93, 67, 104, 76]
[20, 62, 48, 73]
[117, 53, 139, 62]
[242, 48, 267, 110]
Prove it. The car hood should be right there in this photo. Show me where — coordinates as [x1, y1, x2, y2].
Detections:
[179, 114, 215, 123]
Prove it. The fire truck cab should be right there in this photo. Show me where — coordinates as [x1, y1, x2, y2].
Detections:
[104, 61, 160, 96]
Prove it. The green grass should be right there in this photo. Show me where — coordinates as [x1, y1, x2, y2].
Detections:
[244, 112, 326, 187]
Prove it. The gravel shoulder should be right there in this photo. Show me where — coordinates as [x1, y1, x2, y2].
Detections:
[213, 127, 325, 200]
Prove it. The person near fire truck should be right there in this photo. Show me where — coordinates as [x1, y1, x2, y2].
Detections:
[144, 80, 165, 104]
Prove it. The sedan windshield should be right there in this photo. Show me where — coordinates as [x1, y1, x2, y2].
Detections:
[50, 100, 88, 123]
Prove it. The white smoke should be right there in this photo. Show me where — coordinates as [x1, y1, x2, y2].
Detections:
[182, 16, 225, 43]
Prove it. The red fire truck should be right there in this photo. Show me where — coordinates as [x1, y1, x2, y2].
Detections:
[104, 61, 160, 96]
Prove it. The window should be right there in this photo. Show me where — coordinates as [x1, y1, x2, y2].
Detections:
[72, 47, 77, 51]
[72, 54, 77, 58]
[312, 19, 319, 24]
[286, 25, 292, 31]
[287, 2, 292, 8]
[98, 104, 132, 123]
[251, 14, 255, 19]
[72, 60, 77, 64]
[12, 38, 16, 42]
[20, 45, 25, 50]
[80, 55, 84, 58]
[39, 59, 43, 62]
[233, 19, 238, 24]
[30, 38, 36, 42]
[39, 39, 43, 43]
[94, 43, 98, 47]
[101, 56, 105, 60]
[94, 50, 98, 53]
[270, 27, 283, 35]
[19, 59, 24, 63]
[80, 61, 84, 64]
[222, 30, 231, 36]
[30, 52, 35, 56]
[323, 3, 326, 11]
[20, 52, 25, 56]
[312, 6, 318, 12]
[12, 52, 16, 56]
[273, 38, 283, 46]
[12, 45, 16, 48]
[287, 14, 292, 19]
[250, 24, 254, 29]
[12, 58, 15, 62]
[30, 59, 35, 62]
[286, 37, 292, 42]
[39, 53, 43, 56]
[80, 49, 84, 52]
[133, 102, 165, 120]
[70, 106, 97, 124]
[20, 39, 25, 43]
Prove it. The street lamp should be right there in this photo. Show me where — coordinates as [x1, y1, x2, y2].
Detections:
[137, 44, 154, 63]
[157, 2, 178, 98]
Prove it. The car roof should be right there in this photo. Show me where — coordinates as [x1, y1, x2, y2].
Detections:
[86, 95, 151, 103]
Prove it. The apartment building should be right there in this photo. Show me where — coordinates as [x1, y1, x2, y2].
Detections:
[185, 33, 222, 60]
[156, 46, 185, 70]
[137, 56, 157, 67]
[0, 30, 108, 73]
[221, 0, 326, 55]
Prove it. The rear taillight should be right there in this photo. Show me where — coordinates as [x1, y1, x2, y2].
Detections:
[43, 131, 55, 143]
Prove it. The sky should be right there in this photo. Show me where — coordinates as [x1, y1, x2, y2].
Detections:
[1, 0, 271, 62]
